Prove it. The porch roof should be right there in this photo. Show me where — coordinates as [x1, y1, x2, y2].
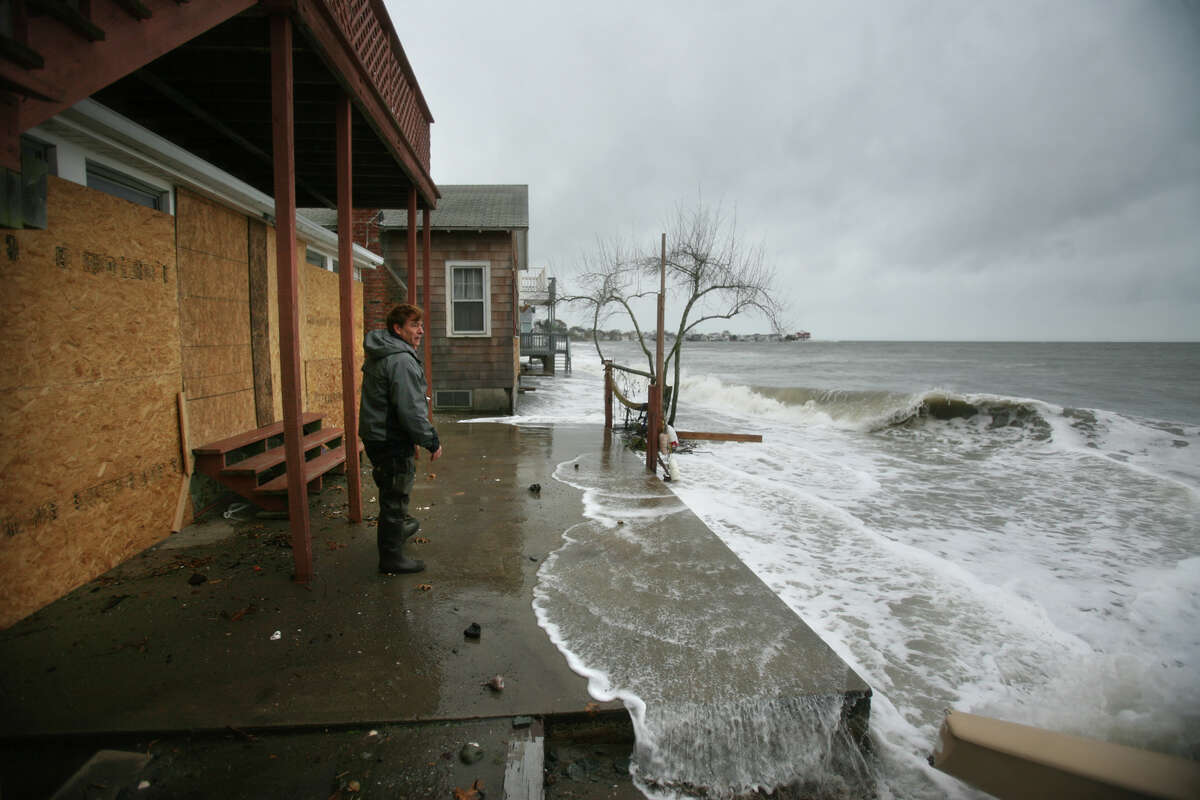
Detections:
[4, 0, 438, 210]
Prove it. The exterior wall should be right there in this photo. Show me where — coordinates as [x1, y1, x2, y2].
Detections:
[300, 259, 363, 431]
[0, 177, 182, 628]
[378, 229, 518, 413]
[0, 179, 367, 629]
[177, 189, 257, 447]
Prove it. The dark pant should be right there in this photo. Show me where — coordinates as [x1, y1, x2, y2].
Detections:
[367, 445, 415, 563]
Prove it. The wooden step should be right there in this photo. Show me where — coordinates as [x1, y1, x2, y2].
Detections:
[221, 427, 344, 477]
[256, 444, 359, 494]
[193, 412, 322, 458]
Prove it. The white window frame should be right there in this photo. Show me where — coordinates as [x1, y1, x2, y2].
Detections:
[445, 260, 491, 337]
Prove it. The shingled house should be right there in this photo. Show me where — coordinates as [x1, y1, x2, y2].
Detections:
[303, 184, 528, 414]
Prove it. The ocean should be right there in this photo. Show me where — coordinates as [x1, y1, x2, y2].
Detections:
[494, 340, 1200, 798]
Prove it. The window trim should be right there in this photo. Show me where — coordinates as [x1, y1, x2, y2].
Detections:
[445, 260, 491, 337]
[85, 160, 169, 211]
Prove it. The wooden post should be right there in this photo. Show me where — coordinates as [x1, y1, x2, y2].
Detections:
[422, 206, 433, 418]
[603, 360, 613, 431]
[647, 233, 666, 473]
[270, 12, 313, 582]
[336, 93, 363, 524]
[407, 187, 417, 303]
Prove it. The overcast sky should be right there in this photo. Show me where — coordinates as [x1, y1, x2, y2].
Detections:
[389, 1, 1200, 340]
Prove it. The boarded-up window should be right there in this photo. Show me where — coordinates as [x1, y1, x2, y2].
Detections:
[447, 261, 490, 336]
[86, 162, 166, 211]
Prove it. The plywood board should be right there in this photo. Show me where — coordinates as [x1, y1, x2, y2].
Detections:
[187, 390, 257, 449]
[0, 177, 180, 627]
[177, 189, 254, 446]
[176, 189, 248, 262]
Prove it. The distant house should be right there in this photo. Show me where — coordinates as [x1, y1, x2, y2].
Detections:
[303, 185, 528, 414]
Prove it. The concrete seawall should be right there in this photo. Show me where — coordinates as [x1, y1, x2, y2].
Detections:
[0, 421, 870, 798]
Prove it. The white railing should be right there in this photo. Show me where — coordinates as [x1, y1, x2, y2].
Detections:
[519, 268, 547, 295]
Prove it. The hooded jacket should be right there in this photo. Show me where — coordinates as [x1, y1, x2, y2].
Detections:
[358, 329, 439, 454]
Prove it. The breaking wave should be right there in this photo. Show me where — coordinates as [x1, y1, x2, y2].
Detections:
[736, 384, 1055, 437]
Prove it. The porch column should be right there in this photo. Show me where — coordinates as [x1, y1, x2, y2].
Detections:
[405, 187, 416, 303]
[422, 207, 433, 417]
[270, 12, 313, 580]
[336, 93, 363, 523]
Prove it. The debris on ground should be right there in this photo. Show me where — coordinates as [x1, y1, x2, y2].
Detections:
[528, 483, 541, 494]
[459, 742, 483, 764]
[484, 675, 504, 692]
[452, 778, 485, 799]
[463, 623, 481, 640]
[102, 594, 132, 612]
[187, 573, 207, 586]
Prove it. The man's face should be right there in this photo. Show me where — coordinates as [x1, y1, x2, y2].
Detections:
[393, 316, 423, 349]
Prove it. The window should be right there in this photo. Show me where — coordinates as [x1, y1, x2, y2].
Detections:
[446, 261, 490, 336]
[86, 161, 167, 211]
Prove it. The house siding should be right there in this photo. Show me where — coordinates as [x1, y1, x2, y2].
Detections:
[379, 229, 519, 412]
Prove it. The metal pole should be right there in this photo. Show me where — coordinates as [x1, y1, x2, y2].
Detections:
[270, 12, 313, 581]
[336, 93, 362, 524]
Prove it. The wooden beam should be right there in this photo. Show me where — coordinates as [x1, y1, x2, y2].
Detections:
[111, 0, 153, 20]
[270, 11, 313, 582]
[336, 92, 363, 524]
[422, 206, 432, 417]
[16, 0, 256, 131]
[133, 69, 337, 208]
[27, 0, 105, 41]
[674, 431, 763, 443]
[406, 186, 416, 303]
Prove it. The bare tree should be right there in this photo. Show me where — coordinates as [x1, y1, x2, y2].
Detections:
[562, 199, 785, 425]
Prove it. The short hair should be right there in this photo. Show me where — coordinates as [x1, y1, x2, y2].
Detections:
[387, 304, 423, 332]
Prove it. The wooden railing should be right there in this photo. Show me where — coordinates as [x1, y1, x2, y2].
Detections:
[327, 0, 432, 170]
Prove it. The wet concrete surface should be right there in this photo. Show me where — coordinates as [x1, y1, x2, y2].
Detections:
[0, 419, 871, 799]
[1, 421, 630, 797]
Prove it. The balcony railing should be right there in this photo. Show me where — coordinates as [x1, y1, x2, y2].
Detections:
[327, 0, 432, 171]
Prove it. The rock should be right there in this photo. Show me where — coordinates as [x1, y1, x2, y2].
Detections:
[459, 742, 484, 764]
[463, 622, 481, 639]
[528, 483, 541, 494]
[187, 573, 207, 586]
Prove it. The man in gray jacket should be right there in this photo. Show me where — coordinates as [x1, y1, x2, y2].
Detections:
[359, 304, 443, 574]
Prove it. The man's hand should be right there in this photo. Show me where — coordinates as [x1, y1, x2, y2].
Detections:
[430, 446, 443, 461]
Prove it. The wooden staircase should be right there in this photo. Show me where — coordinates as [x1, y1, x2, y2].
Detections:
[193, 413, 362, 514]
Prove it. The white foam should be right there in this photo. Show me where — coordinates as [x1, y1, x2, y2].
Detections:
[509, 343, 1200, 796]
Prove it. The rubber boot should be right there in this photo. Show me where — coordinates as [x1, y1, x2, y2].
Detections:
[402, 516, 420, 540]
[378, 520, 424, 574]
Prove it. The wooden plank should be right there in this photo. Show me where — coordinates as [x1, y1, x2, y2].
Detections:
[221, 427, 343, 476]
[503, 720, 544, 800]
[674, 430, 763, 443]
[176, 391, 192, 476]
[170, 474, 190, 534]
[256, 444, 352, 493]
[193, 411, 321, 455]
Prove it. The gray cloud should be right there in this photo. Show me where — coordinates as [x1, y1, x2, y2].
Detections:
[392, 0, 1200, 339]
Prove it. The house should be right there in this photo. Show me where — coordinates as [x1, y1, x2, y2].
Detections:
[303, 184, 528, 413]
[0, 1, 438, 628]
